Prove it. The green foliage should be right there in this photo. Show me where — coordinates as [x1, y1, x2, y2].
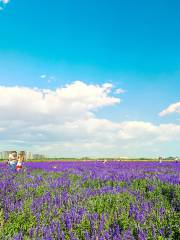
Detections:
[0, 165, 180, 239]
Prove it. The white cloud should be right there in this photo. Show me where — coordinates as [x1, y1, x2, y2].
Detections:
[21, 120, 180, 157]
[159, 102, 180, 116]
[0, 81, 179, 157]
[0, 0, 10, 7]
[40, 74, 47, 79]
[2, 0, 10, 3]
[0, 81, 119, 123]
[0, 0, 9, 10]
[115, 88, 125, 94]
[40, 75, 56, 84]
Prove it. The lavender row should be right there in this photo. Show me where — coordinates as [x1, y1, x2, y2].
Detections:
[0, 161, 179, 239]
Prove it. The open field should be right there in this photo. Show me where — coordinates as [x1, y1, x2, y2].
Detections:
[0, 161, 180, 239]
[0, 158, 179, 163]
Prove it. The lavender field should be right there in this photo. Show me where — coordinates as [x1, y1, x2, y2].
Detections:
[0, 161, 180, 240]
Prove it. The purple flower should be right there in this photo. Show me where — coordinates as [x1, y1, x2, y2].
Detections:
[137, 228, 147, 240]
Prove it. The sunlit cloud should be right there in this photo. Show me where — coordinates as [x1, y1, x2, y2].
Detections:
[0, 0, 10, 10]
[115, 88, 125, 94]
[40, 74, 47, 79]
[2, 0, 10, 3]
[0, 81, 179, 156]
[159, 102, 180, 116]
[40, 75, 56, 84]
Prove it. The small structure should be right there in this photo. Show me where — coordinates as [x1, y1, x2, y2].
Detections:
[32, 154, 45, 160]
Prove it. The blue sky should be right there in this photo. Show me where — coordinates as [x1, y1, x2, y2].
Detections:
[0, 0, 180, 157]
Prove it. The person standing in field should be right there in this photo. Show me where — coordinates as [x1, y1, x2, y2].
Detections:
[8, 151, 18, 170]
[16, 151, 26, 172]
[159, 156, 162, 163]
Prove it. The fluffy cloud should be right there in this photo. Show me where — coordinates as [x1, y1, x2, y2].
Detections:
[0, 0, 10, 6]
[159, 102, 180, 116]
[0, 0, 10, 10]
[40, 74, 47, 79]
[2, 0, 10, 3]
[0, 81, 179, 156]
[115, 88, 125, 94]
[0, 81, 120, 123]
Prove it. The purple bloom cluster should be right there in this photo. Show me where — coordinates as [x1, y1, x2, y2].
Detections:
[0, 161, 179, 239]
